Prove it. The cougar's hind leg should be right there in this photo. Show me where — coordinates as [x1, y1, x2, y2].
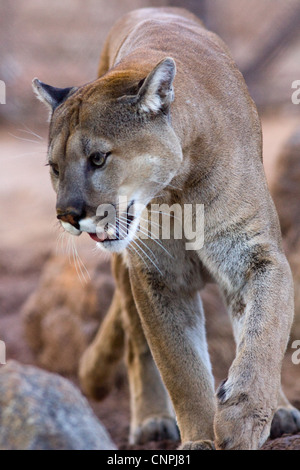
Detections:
[270, 387, 300, 439]
[79, 285, 125, 401]
[79, 254, 126, 401]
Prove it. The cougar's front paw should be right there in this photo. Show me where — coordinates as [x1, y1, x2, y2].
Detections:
[179, 440, 215, 450]
[130, 416, 179, 445]
[271, 406, 300, 438]
[214, 380, 274, 450]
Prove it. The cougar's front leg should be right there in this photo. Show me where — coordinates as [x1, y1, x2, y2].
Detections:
[129, 266, 216, 449]
[214, 251, 294, 450]
[118, 257, 179, 445]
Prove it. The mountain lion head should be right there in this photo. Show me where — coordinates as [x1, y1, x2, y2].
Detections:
[33, 58, 182, 252]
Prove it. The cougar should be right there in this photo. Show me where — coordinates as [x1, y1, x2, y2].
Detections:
[33, 7, 299, 449]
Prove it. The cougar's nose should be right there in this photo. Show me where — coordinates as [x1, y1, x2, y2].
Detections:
[57, 207, 85, 229]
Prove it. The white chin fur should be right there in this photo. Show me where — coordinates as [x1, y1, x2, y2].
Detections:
[96, 216, 140, 253]
[61, 221, 82, 236]
[79, 218, 97, 233]
[95, 239, 130, 253]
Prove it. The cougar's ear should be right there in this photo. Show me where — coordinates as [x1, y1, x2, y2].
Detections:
[32, 78, 78, 110]
[136, 57, 176, 114]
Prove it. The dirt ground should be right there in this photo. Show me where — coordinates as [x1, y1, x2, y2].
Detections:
[0, 112, 300, 450]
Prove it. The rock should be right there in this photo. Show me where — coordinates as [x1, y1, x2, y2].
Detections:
[271, 129, 300, 242]
[262, 434, 300, 451]
[271, 128, 300, 340]
[21, 252, 114, 374]
[0, 361, 116, 450]
[288, 248, 300, 341]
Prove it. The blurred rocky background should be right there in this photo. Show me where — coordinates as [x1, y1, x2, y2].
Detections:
[1, 0, 300, 127]
[0, 0, 300, 450]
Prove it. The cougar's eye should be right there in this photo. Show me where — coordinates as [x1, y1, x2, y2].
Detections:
[89, 151, 110, 169]
[48, 162, 60, 177]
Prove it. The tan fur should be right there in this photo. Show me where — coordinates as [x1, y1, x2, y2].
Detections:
[33, 7, 298, 449]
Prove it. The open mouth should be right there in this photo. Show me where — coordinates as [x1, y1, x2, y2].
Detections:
[88, 232, 111, 243]
[88, 209, 136, 243]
